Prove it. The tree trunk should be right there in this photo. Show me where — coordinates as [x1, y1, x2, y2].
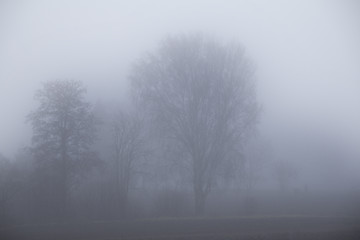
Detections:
[194, 189, 206, 215]
[118, 189, 128, 218]
[0, 198, 6, 225]
[59, 130, 68, 221]
[115, 157, 129, 219]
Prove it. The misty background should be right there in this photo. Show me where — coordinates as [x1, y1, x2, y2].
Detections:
[2, 0, 360, 189]
[1, 2, 360, 235]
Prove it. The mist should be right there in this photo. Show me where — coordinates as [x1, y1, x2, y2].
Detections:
[1, 1, 360, 239]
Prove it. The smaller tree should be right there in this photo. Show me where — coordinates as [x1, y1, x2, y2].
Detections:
[111, 110, 146, 217]
[28, 79, 98, 219]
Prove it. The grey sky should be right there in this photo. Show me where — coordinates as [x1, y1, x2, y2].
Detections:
[1, 0, 360, 159]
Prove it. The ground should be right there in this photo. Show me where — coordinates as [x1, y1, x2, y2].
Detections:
[1, 216, 359, 240]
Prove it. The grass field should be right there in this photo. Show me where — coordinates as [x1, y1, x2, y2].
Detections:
[1, 215, 359, 240]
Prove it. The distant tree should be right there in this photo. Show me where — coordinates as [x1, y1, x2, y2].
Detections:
[28, 80, 98, 219]
[0, 154, 22, 224]
[111, 110, 146, 217]
[131, 34, 258, 214]
[274, 160, 297, 191]
[242, 138, 271, 193]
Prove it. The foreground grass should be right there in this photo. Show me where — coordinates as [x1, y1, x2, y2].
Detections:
[1, 215, 359, 239]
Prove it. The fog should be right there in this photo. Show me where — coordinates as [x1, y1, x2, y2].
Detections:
[1, 0, 360, 239]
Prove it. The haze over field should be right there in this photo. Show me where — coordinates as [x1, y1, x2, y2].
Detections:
[1, 0, 360, 156]
[1, 1, 360, 239]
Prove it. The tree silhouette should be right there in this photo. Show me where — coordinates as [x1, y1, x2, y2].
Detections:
[28, 79, 98, 219]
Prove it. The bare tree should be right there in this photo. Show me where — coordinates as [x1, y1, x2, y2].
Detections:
[28, 79, 98, 219]
[131, 34, 258, 214]
[111, 110, 146, 217]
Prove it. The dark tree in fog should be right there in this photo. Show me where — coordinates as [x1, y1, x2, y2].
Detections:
[28, 80, 98, 218]
[0, 154, 21, 223]
[111, 110, 146, 217]
[131, 34, 258, 214]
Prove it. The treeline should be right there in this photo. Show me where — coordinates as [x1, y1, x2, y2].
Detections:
[1, 34, 304, 225]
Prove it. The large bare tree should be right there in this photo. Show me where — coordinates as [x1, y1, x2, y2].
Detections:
[131, 34, 258, 214]
[28, 79, 98, 219]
